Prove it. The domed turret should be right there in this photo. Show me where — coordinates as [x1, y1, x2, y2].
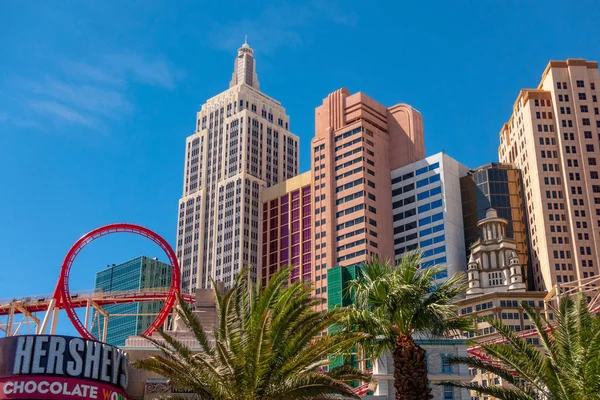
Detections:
[477, 208, 508, 242]
[230, 37, 260, 89]
[466, 254, 483, 296]
[508, 253, 526, 291]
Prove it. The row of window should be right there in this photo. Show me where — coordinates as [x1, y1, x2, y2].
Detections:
[336, 178, 363, 193]
[418, 199, 443, 213]
[334, 137, 363, 152]
[336, 216, 364, 231]
[392, 182, 415, 197]
[392, 195, 415, 209]
[335, 156, 363, 171]
[333, 127, 362, 142]
[420, 234, 445, 248]
[416, 173, 441, 188]
[335, 166, 362, 181]
[420, 224, 444, 238]
[391, 171, 414, 185]
[462, 300, 542, 315]
[336, 228, 365, 242]
[336, 238, 365, 252]
[395, 232, 417, 245]
[419, 212, 444, 227]
[393, 207, 416, 221]
[417, 185, 442, 200]
[335, 203, 364, 218]
[337, 249, 366, 263]
[422, 257, 448, 271]
[336, 190, 363, 205]
[422, 245, 446, 258]
[416, 162, 440, 175]
[334, 146, 362, 162]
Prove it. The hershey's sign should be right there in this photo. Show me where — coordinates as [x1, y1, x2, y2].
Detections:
[0, 335, 129, 391]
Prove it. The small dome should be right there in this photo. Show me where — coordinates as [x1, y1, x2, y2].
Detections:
[485, 208, 498, 218]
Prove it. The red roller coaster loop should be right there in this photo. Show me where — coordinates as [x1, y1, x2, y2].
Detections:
[50, 223, 180, 341]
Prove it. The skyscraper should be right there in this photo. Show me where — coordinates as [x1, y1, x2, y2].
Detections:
[176, 42, 299, 292]
[498, 58, 600, 291]
[460, 163, 531, 287]
[311, 88, 424, 301]
[93, 256, 172, 346]
[391, 152, 469, 279]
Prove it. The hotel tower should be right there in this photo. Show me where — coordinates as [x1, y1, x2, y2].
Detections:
[176, 42, 299, 292]
[499, 59, 600, 291]
[311, 88, 425, 302]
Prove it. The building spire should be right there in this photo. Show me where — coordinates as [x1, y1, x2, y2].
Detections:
[229, 40, 260, 89]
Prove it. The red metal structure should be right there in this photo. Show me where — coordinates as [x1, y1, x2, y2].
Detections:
[0, 223, 185, 341]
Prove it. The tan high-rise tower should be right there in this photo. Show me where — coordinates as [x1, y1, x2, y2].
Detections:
[176, 42, 299, 292]
[498, 58, 600, 291]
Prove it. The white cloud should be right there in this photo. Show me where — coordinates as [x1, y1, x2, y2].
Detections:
[208, 0, 359, 54]
[103, 53, 185, 89]
[27, 79, 131, 116]
[60, 61, 125, 86]
[5, 52, 183, 130]
[28, 100, 94, 127]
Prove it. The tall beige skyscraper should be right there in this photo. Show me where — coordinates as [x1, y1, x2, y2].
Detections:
[499, 58, 600, 292]
[176, 42, 299, 292]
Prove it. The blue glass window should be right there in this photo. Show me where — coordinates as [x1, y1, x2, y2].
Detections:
[428, 162, 439, 171]
[430, 174, 441, 183]
[422, 260, 435, 268]
[420, 238, 433, 247]
[431, 212, 443, 222]
[433, 224, 444, 233]
[418, 203, 431, 213]
[419, 216, 431, 226]
[431, 199, 443, 209]
[433, 235, 445, 243]
[416, 166, 428, 175]
[435, 256, 447, 264]
[423, 249, 434, 257]
[416, 178, 429, 188]
[420, 227, 432, 237]
[417, 191, 430, 200]
[434, 245, 446, 254]
[430, 186, 442, 196]
[436, 270, 448, 280]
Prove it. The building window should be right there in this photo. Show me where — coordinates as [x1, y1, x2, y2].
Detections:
[443, 385, 454, 400]
[441, 354, 453, 374]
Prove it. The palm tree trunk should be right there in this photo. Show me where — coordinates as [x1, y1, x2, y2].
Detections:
[392, 334, 432, 400]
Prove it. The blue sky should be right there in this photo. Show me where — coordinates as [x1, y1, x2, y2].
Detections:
[1, 0, 599, 335]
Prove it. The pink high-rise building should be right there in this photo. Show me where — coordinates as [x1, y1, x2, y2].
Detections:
[311, 88, 425, 302]
[499, 58, 600, 292]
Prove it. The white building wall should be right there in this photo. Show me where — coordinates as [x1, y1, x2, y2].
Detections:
[367, 339, 471, 400]
[391, 152, 469, 279]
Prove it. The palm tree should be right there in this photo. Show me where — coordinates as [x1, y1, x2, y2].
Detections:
[443, 293, 600, 400]
[342, 252, 471, 400]
[132, 267, 369, 399]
